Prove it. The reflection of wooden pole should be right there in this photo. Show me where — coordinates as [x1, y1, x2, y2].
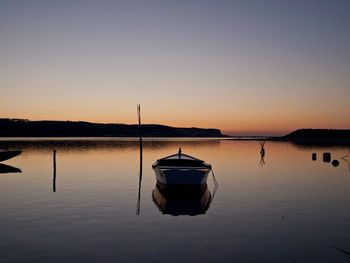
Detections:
[259, 139, 266, 169]
[136, 104, 143, 215]
[53, 150, 56, 192]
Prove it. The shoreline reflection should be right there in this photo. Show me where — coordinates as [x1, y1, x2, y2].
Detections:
[0, 139, 221, 153]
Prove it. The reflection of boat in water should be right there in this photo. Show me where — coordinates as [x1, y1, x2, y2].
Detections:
[152, 183, 212, 216]
[152, 148, 211, 186]
[0, 163, 22, 173]
[0, 151, 22, 162]
[0, 151, 22, 173]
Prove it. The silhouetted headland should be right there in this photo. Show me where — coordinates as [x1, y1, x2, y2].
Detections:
[0, 118, 223, 137]
[275, 129, 350, 146]
[225, 128, 350, 147]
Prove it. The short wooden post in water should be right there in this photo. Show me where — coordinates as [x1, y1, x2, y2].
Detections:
[53, 150, 56, 192]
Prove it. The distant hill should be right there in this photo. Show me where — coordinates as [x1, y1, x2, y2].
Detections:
[277, 129, 350, 146]
[0, 118, 223, 137]
[283, 129, 350, 139]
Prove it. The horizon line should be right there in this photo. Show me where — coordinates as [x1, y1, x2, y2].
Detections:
[3, 117, 350, 137]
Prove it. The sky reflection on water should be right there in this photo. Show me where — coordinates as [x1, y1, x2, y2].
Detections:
[0, 139, 350, 262]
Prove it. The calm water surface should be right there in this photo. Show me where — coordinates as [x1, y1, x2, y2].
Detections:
[0, 139, 350, 262]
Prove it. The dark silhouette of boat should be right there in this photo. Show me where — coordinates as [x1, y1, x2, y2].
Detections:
[152, 183, 212, 216]
[0, 163, 22, 173]
[152, 148, 211, 186]
[0, 151, 22, 162]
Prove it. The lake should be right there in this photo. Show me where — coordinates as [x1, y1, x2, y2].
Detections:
[0, 138, 350, 262]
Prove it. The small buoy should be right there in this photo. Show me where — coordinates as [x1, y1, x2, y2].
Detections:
[323, 152, 331, 163]
[312, 153, 317, 161]
[332, 160, 339, 167]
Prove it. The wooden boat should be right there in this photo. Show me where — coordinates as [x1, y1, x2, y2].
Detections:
[152, 148, 211, 186]
[0, 151, 22, 162]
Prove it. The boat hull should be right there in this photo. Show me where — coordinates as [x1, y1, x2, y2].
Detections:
[153, 167, 210, 186]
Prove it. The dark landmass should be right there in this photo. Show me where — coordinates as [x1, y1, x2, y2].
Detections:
[274, 129, 350, 147]
[0, 118, 223, 137]
[283, 129, 350, 139]
[1, 119, 348, 147]
[225, 129, 350, 147]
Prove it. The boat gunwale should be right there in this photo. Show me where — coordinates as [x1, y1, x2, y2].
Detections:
[152, 164, 211, 170]
[156, 152, 204, 162]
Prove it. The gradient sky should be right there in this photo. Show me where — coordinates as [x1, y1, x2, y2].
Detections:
[1, 0, 349, 135]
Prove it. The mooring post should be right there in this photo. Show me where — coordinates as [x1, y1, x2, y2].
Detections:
[53, 149, 56, 192]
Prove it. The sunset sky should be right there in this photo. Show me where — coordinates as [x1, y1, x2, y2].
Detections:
[1, 0, 349, 135]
